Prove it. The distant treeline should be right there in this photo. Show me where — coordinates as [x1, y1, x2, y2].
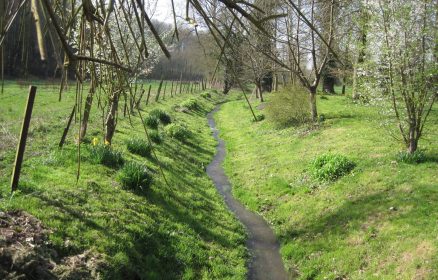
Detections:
[1, 11, 66, 79]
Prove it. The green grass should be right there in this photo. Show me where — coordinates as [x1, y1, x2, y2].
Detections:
[215, 91, 438, 279]
[0, 82, 247, 279]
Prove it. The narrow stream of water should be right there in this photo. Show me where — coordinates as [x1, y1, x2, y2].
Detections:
[206, 105, 290, 280]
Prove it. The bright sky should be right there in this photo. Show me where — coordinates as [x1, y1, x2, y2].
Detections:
[152, 0, 186, 24]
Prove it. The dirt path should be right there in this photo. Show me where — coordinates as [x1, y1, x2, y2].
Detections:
[206, 105, 291, 280]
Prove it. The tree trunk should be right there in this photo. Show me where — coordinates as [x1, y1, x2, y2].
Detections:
[257, 82, 264, 102]
[105, 92, 119, 145]
[323, 76, 336, 94]
[309, 87, 318, 121]
[407, 125, 418, 154]
[341, 76, 346, 95]
[352, 64, 359, 100]
[80, 80, 96, 140]
[408, 138, 418, 154]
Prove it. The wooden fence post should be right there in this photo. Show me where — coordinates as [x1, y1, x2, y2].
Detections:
[155, 78, 164, 102]
[162, 81, 167, 100]
[170, 81, 174, 97]
[59, 104, 76, 148]
[11, 86, 37, 192]
[145, 84, 152, 105]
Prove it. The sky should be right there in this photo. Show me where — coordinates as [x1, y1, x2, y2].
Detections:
[151, 0, 186, 24]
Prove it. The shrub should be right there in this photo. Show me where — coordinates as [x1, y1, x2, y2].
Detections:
[144, 115, 159, 129]
[265, 85, 311, 127]
[165, 123, 191, 141]
[126, 138, 151, 157]
[309, 153, 355, 182]
[117, 162, 153, 192]
[148, 130, 163, 144]
[396, 150, 425, 164]
[149, 109, 172, 125]
[180, 98, 198, 110]
[200, 92, 211, 99]
[89, 145, 124, 168]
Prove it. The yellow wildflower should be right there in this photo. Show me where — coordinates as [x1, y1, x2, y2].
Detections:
[104, 140, 110, 146]
[92, 137, 99, 146]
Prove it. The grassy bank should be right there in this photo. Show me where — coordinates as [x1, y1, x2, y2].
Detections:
[0, 81, 247, 279]
[215, 92, 438, 279]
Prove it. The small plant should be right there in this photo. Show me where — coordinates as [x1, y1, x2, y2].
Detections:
[165, 123, 191, 141]
[149, 109, 172, 125]
[89, 145, 124, 168]
[320, 95, 329, 100]
[144, 114, 159, 129]
[180, 98, 198, 110]
[309, 153, 355, 182]
[318, 114, 326, 122]
[200, 92, 211, 99]
[117, 162, 153, 192]
[252, 114, 265, 122]
[126, 138, 151, 157]
[148, 130, 163, 144]
[396, 150, 425, 164]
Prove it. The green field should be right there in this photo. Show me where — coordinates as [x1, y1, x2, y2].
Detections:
[0, 81, 247, 279]
[1, 80, 437, 279]
[215, 90, 438, 279]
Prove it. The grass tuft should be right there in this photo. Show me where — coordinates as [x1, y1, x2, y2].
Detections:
[126, 139, 151, 157]
[396, 150, 426, 164]
[309, 153, 355, 182]
[144, 115, 159, 129]
[117, 162, 153, 192]
[180, 98, 198, 110]
[89, 145, 124, 168]
[149, 109, 172, 125]
[200, 92, 211, 99]
[165, 123, 191, 141]
[148, 130, 163, 144]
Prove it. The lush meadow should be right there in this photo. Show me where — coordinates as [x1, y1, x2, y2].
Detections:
[0, 80, 247, 279]
[216, 89, 438, 279]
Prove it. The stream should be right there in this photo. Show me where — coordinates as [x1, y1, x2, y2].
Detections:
[206, 105, 290, 280]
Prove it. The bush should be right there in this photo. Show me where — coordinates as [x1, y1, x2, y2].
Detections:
[396, 150, 425, 164]
[265, 85, 311, 127]
[180, 98, 198, 110]
[148, 130, 163, 144]
[117, 162, 153, 192]
[126, 138, 151, 157]
[200, 92, 211, 99]
[149, 109, 172, 125]
[89, 145, 124, 168]
[309, 153, 355, 182]
[165, 123, 191, 141]
[144, 115, 159, 129]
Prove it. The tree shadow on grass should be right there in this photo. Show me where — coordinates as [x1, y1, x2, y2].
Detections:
[30, 188, 185, 279]
[282, 184, 438, 245]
